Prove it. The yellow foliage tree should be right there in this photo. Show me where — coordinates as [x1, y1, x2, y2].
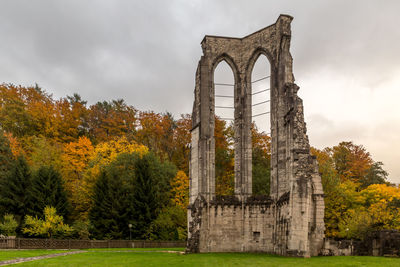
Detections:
[61, 136, 94, 219]
[76, 136, 148, 219]
[336, 184, 400, 239]
[170, 171, 189, 209]
[324, 180, 360, 238]
[23, 206, 73, 238]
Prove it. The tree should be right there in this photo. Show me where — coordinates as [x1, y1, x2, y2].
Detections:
[312, 141, 393, 238]
[323, 180, 359, 237]
[360, 161, 388, 189]
[23, 206, 73, 238]
[89, 170, 127, 239]
[136, 111, 176, 161]
[0, 214, 18, 236]
[331, 141, 373, 183]
[170, 171, 189, 209]
[310, 147, 340, 195]
[0, 131, 14, 182]
[145, 205, 187, 241]
[87, 99, 137, 143]
[131, 153, 176, 238]
[337, 184, 400, 239]
[0, 84, 32, 137]
[4, 132, 23, 157]
[89, 152, 176, 240]
[53, 94, 89, 143]
[0, 156, 31, 226]
[71, 219, 91, 240]
[61, 136, 94, 219]
[252, 124, 271, 195]
[171, 114, 191, 174]
[214, 117, 234, 196]
[77, 137, 148, 220]
[26, 136, 63, 172]
[29, 166, 70, 220]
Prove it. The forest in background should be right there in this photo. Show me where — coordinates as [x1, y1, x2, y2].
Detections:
[0, 83, 399, 241]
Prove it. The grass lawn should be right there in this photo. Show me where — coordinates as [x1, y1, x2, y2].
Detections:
[0, 249, 68, 261]
[87, 247, 185, 252]
[10, 249, 400, 267]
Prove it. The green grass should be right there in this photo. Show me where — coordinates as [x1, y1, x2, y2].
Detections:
[11, 250, 400, 267]
[0, 249, 68, 261]
[87, 247, 185, 252]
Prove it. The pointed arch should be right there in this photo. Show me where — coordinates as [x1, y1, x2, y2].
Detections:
[211, 53, 240, 85]
[246, 47, 275, 76]
[212, 54, 237, 196]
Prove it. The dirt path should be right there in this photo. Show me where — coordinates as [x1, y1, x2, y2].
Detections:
[0, 251, 87, 266]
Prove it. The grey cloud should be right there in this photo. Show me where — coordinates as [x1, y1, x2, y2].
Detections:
[0, 0, 399, 180]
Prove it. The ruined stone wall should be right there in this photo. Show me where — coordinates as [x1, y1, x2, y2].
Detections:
[321, 230, 400, 257]
[188, 196, 290, 253]
[188, 15, 325, 257]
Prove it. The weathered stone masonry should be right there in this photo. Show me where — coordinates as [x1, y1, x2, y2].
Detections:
[188, 15, 325, 257]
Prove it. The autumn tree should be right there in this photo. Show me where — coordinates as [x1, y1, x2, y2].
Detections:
[25, 136, 63, 172]
[338, 184, 400, 239]
[170, 171, 189, 209]
[23, 206, 73, 239]
[87, 99, 137, 143]
[54, 94, 88, 143]
[0, 214, 18, 236]
[0, 84, 32, 137]
[61, 136, 94, 219]
[4, 132, 23, 157]
[135, 111, 177, 161]
[310, 147, 340, 195]
[331, 142, 373, 183]
[170, 114, 191, 174]
[312, 141, 391, 238]
[77, 137, 148, 220]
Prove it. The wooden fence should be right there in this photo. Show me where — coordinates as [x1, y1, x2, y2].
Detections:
[0, 237, 185, 249]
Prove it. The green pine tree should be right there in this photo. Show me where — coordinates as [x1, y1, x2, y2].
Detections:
[252, 147, 271, 196]
[89, 153, 138, 239]
[131, 153, 176, 238]
[29, 166, 70, 220]
[89, 152, 176, 240]
[0, 156, 31, 226]
[89, 170, 126, 239]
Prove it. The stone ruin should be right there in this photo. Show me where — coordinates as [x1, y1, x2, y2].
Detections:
[187, 15, 325, 257]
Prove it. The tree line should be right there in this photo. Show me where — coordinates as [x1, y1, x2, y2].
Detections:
[0, 83, 398, 241]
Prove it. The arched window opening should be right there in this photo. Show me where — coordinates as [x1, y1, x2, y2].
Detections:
[214, 60, 235, 196]
[251, 55, 271, 196]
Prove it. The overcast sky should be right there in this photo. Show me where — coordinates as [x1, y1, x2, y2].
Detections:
[0, 0, 399, 182]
